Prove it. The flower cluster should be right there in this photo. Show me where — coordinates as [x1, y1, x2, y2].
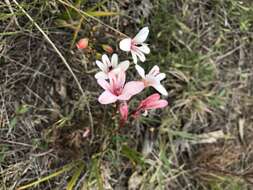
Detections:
[81, 27, 168, 126]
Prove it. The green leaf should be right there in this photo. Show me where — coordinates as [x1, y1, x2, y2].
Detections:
[121, 145, 145, 166]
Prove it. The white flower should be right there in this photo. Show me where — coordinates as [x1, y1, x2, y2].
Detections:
[135, 64, 168, 96]
[119, 27, 150, 64]
[95, 54, 130, 80]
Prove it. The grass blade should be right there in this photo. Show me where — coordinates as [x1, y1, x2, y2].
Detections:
[17, 161, 81, 190]
[86, 11, 118, 17]
[67, 162, 85, 190]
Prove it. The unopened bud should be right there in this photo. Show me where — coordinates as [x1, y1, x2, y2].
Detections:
[102, 44, 113, 54]
[119, 101, 128, 127]
[76, 38, 89, 49]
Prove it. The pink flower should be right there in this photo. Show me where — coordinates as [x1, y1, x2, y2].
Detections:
[133, 93, 168, 117]
[119, 101, 128, 126]
[76, 38, 89, 49]
[135, 64, 168, 96]
[95, 54, 129, 80]
[97, 71, 144, 104]
[119, 27, 150, 64]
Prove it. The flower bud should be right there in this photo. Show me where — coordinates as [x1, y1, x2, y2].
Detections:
[102, 44, 113, 54]
[76, 38, 89, 49]
[119, 101, 128, 126]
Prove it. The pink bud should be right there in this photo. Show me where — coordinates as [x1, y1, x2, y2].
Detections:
[76, 38, 89, 49]
[102, 44, 114, 54]
[119, 101, 128, 126]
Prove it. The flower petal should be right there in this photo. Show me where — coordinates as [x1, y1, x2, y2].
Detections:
[118, 60, 130, 72]
[137, 93, 160, 110]
[136, 93, 168, 114]
[145, 75, 160, 86]
[111, 67, 121, 75]
[138, 44, 150, 54]
[156, 73, 166, 81]
[131, 51, 138, 64]
[135, 64, 145, 78]
[142, 93, 161, 104]
[117, 70, 126, 89]
[119, 81, 144, 100]
[96, 60, 107, 72]
[145, 100, 168, 109]
[133, 27, 149, 43]
[148, 65, 160, 76]
[111, 53, 118, 68]
[97, 79, 110, 91]
[119, 38, 132, 51]
[95, 71, 108, 80]
[152, 84, 168, 96]
[102, 54, 111, 67]
[108, 71, 117, 88]
[135, 48, 146, 62]
[98, 91, 117, 104]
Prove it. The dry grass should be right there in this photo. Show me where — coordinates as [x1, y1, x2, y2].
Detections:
[1, 0, 253, 189]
